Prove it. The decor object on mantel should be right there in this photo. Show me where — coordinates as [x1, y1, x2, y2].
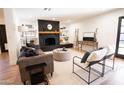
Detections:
[47, 24, 53, 30]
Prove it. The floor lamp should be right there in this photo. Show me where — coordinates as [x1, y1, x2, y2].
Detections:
[18, 24, 28, 46]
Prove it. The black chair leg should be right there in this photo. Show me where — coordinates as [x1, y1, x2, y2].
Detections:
[88, 66, 91, 85]
[101, 60, 105, 77]
[51, 73, 53, 77]
[112, 57, 115, 70]
[23, 81, 26, 85]
[44, 79, 49, 85]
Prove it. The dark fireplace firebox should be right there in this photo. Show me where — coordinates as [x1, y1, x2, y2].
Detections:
[39, 34, 59, 46]
[45, 38, 56, 46]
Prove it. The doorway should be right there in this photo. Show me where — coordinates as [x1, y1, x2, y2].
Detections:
[116, 16, 124, 58]
[0, 24, 8, 53]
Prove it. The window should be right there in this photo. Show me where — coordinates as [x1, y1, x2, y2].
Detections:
[116, 17, 124, 58]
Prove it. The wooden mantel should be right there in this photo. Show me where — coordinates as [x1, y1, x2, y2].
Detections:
[39, 31, 61, 35]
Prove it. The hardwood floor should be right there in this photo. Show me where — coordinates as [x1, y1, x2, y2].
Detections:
[101, 58, 124, 85]
[0, 50, 124, 85]
[0, 52, 22, 85]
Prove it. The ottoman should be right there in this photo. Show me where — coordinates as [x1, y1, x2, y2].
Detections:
[53, 48, 71, 62]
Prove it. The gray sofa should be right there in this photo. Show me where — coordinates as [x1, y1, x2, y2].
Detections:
[17, 48, 54, 84]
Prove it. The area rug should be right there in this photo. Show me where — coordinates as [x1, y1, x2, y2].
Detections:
[47, 49, 123, 85]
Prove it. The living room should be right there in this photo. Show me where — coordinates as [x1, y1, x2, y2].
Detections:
[1, 0, 124, 92]
[0, 8, 124, 86]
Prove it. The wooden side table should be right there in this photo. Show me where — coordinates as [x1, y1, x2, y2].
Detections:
[78, 41, 98, 51]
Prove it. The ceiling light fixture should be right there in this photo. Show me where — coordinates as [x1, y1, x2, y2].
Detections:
[43, 8, 51, 11]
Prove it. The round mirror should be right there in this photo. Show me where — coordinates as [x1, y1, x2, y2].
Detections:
[47, 24, 52, 30]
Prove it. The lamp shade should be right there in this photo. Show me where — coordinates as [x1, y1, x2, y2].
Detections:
[18, 25, 28, 32]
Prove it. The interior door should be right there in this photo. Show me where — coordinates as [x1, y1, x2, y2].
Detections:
[115, 16, 124, 58]
[0, 25, 8, 52]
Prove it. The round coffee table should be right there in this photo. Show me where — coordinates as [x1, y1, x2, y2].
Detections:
[53, 48, 71, 62]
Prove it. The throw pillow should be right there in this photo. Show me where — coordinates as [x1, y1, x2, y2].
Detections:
[87, 48, 107, 62]
[87, 52, 97, 62]
[20, 47, 38, 57]
[81, 51, 90, 63]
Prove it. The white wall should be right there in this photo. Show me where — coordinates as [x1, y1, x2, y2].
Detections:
[4, 9, 21, 65]
[13, 9, 68, 45]
[0, 9, 4, 24]
[0, 18, 4, 24]
[13, 9, 40, 44]
[68, 9, 124, 50]
[68, 23, 84, 43]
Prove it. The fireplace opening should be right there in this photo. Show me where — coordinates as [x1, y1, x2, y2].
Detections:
[45, 38, 56, 46]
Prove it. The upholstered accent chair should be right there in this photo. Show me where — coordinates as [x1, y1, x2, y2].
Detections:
[17, 48, 54, 85]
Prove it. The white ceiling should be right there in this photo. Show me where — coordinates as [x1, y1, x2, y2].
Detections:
[14, 8, 117, 23]
[0, 8, 118, 24]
